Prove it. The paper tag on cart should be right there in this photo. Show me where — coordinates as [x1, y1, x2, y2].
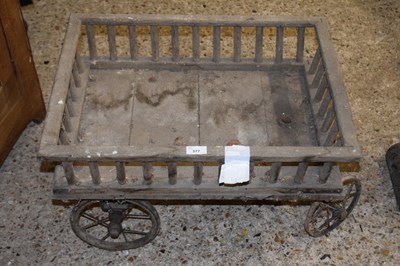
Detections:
[219, 146, 250, 184]
[186, 146, 207, 155]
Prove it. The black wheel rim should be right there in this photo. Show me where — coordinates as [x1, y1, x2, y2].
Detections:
[70, 200, 160, 250]
[304, 178, 361, 237]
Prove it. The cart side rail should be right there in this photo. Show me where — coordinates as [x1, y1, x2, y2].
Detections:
[40, 144, 359, 186]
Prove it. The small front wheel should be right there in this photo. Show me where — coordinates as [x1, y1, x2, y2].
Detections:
[304, 177, 361, 237]
[70, 200, 160, 250]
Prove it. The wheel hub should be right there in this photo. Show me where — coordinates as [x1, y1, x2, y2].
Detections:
[108, 210, 124, 239]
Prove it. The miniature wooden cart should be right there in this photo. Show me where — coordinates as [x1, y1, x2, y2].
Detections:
[39, 14, 361, 250]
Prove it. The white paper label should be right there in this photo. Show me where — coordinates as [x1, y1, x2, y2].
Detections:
[186, 146, 207, 155]
[219, 146, 250, 184]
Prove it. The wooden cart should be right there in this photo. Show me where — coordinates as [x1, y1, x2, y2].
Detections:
[39, 14, 361, 250]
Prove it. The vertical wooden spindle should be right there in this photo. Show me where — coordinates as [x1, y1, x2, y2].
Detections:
[107, 25, 117, 60]
[296, 27, 305, 62]
[89, 162, 101, 185]
[192, 25, 200, 61]
[314, 76, 328, 102]
[128, 25, 137, 60]
[72, 63, 82, 88]
[311, 62, 324, 89]
[250, 162, 255, 179]
[171, 26, 179, 62]
[63, 108, 72, 133]
[151, 26, 159, 61]
[59, 128, 70, 145]
[319, 162, 334, 183]
[321, 107, 335, 132]
[255, 26, 263, 63]
[269, 163, 281, 183]
[168, 162, 177, 185]
[86, 24, 97, 60]
[62, 161, 77, 185]
[143, 162, 153, 185]
[75, 50, 84, 74]
[69, 79, 78, 102]
[317, 94, 332, 117]
[66, 97, 75, 117]
[116, 162, 126, 184]
[275, 26, 284, 63]
[308, 46, 320, 74]
[213, 26, 221, 63]
[193, 162, 203, 185]
[324, 123, 339, 146]
[233, 26, 241, 62]
[294, 162, 308, 184]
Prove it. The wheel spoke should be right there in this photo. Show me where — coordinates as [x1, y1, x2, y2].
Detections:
[125, 214, 151, 220]
[81, 213, 109, 229]
[101, 232, 110, 242]
[122, 231, 129, 242]
[82, 217, 110, 230]
[123, 229, 148, 236]
[319, 214, 336, 229]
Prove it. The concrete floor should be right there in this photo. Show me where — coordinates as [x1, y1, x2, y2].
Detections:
[1, 0, 399, 265]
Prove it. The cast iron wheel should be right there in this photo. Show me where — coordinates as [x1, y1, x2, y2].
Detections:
[70, 200, 160, 250]
[304, 177, 361, 237]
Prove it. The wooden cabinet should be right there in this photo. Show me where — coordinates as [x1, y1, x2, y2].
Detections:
[0, 0, 46, 165]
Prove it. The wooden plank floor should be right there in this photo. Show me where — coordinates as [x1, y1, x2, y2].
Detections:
[77, 67, 314, 147]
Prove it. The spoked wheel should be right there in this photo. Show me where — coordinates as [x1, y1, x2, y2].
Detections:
[304, 177, 361, 237]
[70, 200, 160, 250]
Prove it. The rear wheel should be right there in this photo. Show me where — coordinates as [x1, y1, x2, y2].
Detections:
[70, 200, 160, 250]
[304, 177, 361, 237]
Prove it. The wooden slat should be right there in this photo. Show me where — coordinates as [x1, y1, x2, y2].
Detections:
[143, 162, 153, 185]
[250, 162, 256, 179]
[311, 61, 324, 89]
[321, 107, 335, 132]
[313, 76, 328, 102]
[319, 162, 334, 183]
[59, 128, 70, 145]
[193, 162, 203, 185]
[86, 24, 97, 60]
[63, 108, 72, 133]
[255, 26, 263, 63]
[269, 163, 281, 183]
[151, 25, 159, 61]
[77, 14, 320, 27]
[294, 162, 308, 184]
[192, 25, 200, 61]
[72, 63, 82, 88]
[115, 162, 126, 184]
[62, 162, 77, 185]
[275, 26, 283, 63]
[324, 123, 339, 146]
[75, 51, 84, 74]
[89, 162, 101, 185]
[308, 46, 320, 74]
[68, 78, 78, 102]
[40, 145, 361, 163]
[233, 26, 241, 62]
[213, 26, 221, 63]
[168, 162, 177, 185]
[128, 25, 137, 60]
[66, 97, 75, 117]
[88, 58, 303, 72]
[296, 27, 305, 62]
[107, 25, 117, 60]
[171, 26, 179, 61]
[317, 93, 331, 117]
